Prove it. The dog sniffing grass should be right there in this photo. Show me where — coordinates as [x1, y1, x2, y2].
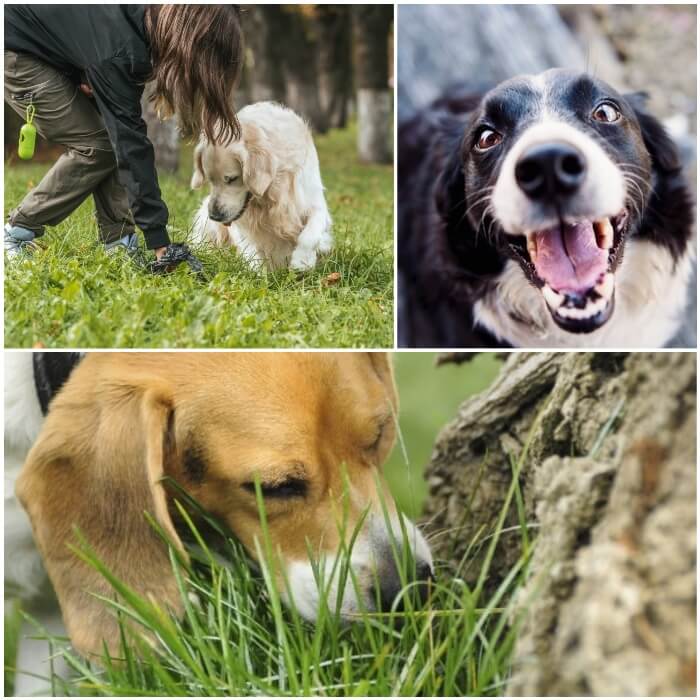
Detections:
[4, 458, 535, 698]
[4, 124, 393, 348]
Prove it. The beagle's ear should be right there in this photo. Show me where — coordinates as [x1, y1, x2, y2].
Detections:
[190, 139, 206, 189]
[368, 352, 396, 397]
[241, 124, 277, 198]
[16, 376, 187, 659]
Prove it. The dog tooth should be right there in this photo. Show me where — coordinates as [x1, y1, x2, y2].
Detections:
[595, 272, 614, 299]
[527, 235, 538, 259]
[593, 218, 613, 250]
[542, 284, 564, 309]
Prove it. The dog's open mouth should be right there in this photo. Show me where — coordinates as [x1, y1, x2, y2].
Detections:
[508, 210, 629, 333]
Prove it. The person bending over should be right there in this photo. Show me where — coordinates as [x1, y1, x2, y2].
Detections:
[4, 4, 243, 271]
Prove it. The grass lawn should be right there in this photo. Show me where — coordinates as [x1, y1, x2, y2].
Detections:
[4, 124, 393, 348]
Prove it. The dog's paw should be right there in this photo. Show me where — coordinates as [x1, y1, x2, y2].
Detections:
[318, 231, 334, 255]
[290, 247, 318, 271]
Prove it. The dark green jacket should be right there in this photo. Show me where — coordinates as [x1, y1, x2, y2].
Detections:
[5, 4, 169, 248]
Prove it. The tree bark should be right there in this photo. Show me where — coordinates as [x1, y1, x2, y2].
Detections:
[423, 352, 696, 697]
[277, 7, 327, 134]
[141, 83, 180, 173]
[241, 5, 287, 104]
[315, 5, 352, 130]
[352, 5, 393, 163]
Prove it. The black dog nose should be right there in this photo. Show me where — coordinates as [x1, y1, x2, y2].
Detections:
[515, 142, 586, 199]
[208, 209, 226, 222]
[379, 562, 435, 612]
[414, 563, 435, 606]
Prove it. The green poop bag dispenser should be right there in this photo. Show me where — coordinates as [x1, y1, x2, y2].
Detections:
[18, 104, 36, 160]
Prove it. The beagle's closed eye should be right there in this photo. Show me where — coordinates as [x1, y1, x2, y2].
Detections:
[243, 476, 308, 499]
[365, 413, 393, 453]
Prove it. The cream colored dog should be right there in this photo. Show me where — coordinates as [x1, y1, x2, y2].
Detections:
[12, 352, 433, 663]
[191, 102, 333, 270]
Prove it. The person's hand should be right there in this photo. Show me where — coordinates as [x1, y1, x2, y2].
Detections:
[78, 83, 93, 98]
[154, 246, 167, 260]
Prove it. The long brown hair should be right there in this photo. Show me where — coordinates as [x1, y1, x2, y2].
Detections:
[145, 4, 243, 144]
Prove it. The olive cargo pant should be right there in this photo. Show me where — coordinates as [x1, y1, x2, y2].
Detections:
[4, 50, 135, 244]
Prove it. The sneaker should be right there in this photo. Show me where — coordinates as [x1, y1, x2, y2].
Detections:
[104, 232, 139, 257]
[4, 223, 38, 258]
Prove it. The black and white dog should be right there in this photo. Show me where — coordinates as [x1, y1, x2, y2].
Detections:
[398, 69, 695, 347]
[5, 352, 82, 696]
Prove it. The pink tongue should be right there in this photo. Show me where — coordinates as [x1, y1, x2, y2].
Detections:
[531, 222, 607, 293]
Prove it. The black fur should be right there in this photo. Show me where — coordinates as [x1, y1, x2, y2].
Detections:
[398, 72, 694, 348]
[33, 352, 83, 414]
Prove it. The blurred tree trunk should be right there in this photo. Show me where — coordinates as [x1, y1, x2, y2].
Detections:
[352, 5, 393, 163]
[423, 352, 696, 696]
[141, 83, 179, 173]
[280, 7, 327, 133]
[315, 5, 352, 129]
[241, 5, 287, 103]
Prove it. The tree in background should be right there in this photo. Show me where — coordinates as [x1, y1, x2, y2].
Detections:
[280, 6, 327, 134]
[141, 84, 179, 174]
[315, 5, 352, 130]
[352, 5, 393, 163]
[239, 4, 393, 163]
[240, 5, 287, 103]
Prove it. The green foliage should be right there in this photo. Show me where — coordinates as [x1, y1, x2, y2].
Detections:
[7, 464, 534, 697]
[4, 601, 22, 696]
[4, 124, 393, 348]
[385, 354, 503, 517]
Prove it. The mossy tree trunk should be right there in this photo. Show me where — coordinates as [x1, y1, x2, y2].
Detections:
[423, 352, 696, 697]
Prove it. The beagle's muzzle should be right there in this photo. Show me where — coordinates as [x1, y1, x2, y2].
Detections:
[16, 352, 433, 658]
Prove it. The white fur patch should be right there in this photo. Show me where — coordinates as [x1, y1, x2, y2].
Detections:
[4, 352, 50, 602]
[283, 512, 433, 620]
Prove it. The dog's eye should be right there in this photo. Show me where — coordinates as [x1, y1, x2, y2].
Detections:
[223, 175, 239, 185]
[243, 477, 307, 499]
[592, 103, 621, 123]
[474, 129, 503, 151]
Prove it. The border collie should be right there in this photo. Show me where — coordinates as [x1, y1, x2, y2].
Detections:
[398, 69, 695, 348]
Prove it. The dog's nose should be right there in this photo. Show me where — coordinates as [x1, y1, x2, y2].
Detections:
[379, 562, 435, 611]
[413, 562, 435, 606]
[515, 142, 586, 199]
[208, 208, 227, 223]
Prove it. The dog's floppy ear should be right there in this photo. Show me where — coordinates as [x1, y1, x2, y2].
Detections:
[16, 365, 187, 659]
[241, 124, 278, 198]
[190, 139, 206, 189]
[625, 92, 682, 175]
[367, 353, 398, 462]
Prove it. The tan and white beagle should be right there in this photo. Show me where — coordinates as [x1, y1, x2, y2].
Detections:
[12, 352, 433, 661]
